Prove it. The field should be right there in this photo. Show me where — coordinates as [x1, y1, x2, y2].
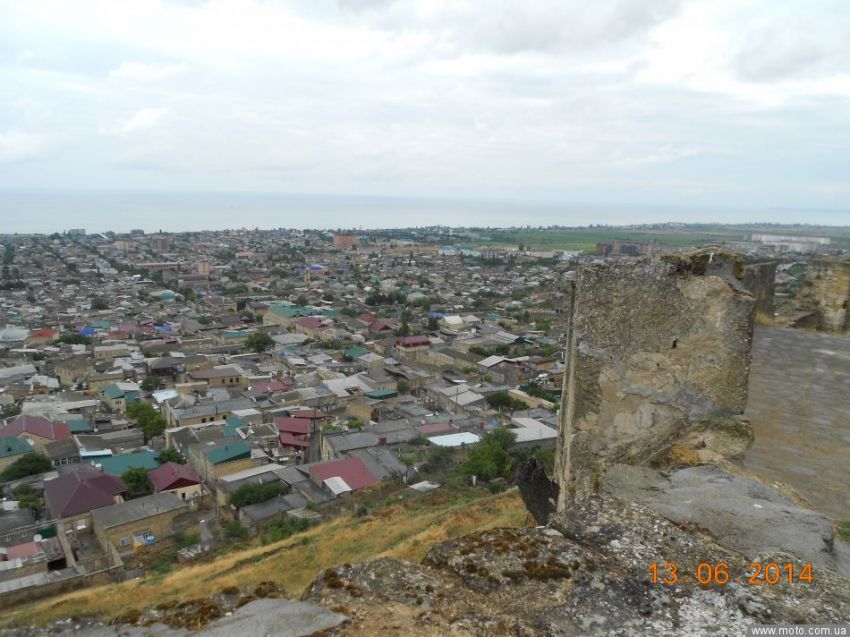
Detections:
[2, 486, 528, 628]
[477, 224, 850, 252]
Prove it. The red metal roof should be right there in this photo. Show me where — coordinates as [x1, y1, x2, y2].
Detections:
[149, 462, 201, 492]
[0, 415, 70, 441]
[279, 432, 310, 449]
[396, 335, 430, 347]
[310, 457, 377, 491]
[44, 469, 126, 518]
[295, 317, 327, 330]
[416, 422, 458, 435]
[274, 416, 311, 436]
[5, 541, 42, 560]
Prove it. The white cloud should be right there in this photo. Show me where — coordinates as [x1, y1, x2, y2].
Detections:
[108, 62, 187, 82]
[120, 108, 169, 134]
[0, 130, 54, 163]
[0, 0, 848, 215]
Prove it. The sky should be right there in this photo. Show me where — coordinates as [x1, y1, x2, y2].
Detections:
[1, 0, 850, 226]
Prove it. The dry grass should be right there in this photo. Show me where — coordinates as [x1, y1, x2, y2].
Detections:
[4, 487, 528, 627]
[754, 311, 777, 326]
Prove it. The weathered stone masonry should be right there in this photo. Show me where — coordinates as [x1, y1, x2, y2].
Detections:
[555, 248, 755, 509]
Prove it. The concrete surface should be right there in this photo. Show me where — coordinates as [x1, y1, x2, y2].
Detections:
[744, 326, 850, 519]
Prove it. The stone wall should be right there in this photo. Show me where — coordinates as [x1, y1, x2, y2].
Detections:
[555, 248, 755, 508]
[742, 261, 777, 316]
[797, 258, 850, 333]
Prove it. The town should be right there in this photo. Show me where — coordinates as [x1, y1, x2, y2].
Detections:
[0, 224, 848, 623]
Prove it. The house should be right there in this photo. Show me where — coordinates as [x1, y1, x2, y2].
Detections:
[85, 450, 160, 476]
[0, 436, 32, 473]
[274, 416, 311, 452]
[43, 436, 81, 467]
[395, 336, 430, 353]
[91, 492, 189, 556]
[308, 457, 378, 495]
[98, 382, 140, 413]
[188, 366, 242, 388]
[54, 357, 94, 387]
[149, 462, 203, 501]
[191, 440, 253, 481]
[0, 415, 71, 454]
[43, 469, 127, 533]
[293, 316, 331, 339]
[26, 328, 58, 346]
[239, 493, 308, 529]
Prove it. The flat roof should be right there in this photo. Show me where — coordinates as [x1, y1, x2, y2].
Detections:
[427, 432, 481, 447]
[91, 492, 188, 530]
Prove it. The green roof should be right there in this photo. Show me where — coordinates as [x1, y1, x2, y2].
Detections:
[0, 437, 32, 459]
[91, 320, 112, 330]
[345, 346, 369, 359]
[86, 450, 160, 476]
[222, 331, 248, 339]
[268, 305, 312, 319]
[320, 309, 341, 318]
[101, 383, 125, 399]
[204, 441, 250, 464]
[223, 415, 245, 438]
[66, 419, 92, 433]
[365, 390, 398, 400]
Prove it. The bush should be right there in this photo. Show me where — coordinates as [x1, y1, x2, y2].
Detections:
[260, 518, 311, 545]
[485, 391, 529, 412]
[224, 520, 249, 540]
[175, 531, 201, 549]
[157, 448, 186, 464]
[229, 482, 285, 509]
[421, 446, 453, 474]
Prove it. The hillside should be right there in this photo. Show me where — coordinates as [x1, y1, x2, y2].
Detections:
[2, 487, 527, 628]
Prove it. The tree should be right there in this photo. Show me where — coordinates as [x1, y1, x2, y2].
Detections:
[121, 467, 152, 498]
[397, 379, 411, 394]
[245, 331, 274, 353]
[1, 453, 53, 482]
[485, 391, 529, 412]
[13, 485, 43, 516]
[58, 334, 91, 345]
[140, 376, 159, 392]
[91, 297, 108, 310]
[229, 482, 285, 508]
[126, 401, 167, 440]
[461, 428, 518, 481]
[157, 448, 186, 464]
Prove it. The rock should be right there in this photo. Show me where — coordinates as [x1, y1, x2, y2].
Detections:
[295, 492, 849, 636]
[602, 464, 850, 578]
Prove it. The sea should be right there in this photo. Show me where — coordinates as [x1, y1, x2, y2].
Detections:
[0, 190, 845, 234]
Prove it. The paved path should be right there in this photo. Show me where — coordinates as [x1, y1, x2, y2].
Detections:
[744, 326, 850, 520]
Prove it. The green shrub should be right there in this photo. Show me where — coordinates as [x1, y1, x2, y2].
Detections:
[224, 520, 249, 540]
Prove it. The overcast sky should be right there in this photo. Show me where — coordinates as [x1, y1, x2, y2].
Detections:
[2, 0, 849, 218]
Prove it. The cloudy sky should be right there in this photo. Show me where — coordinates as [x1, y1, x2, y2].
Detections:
[1, 0, 849, 220]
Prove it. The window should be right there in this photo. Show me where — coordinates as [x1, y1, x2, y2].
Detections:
[120, 536, 129, 546]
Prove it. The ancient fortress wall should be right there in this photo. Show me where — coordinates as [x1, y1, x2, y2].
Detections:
[555, 248, 755, 508]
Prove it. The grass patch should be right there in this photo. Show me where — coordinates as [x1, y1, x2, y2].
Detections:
[2, 487, 527, 628]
